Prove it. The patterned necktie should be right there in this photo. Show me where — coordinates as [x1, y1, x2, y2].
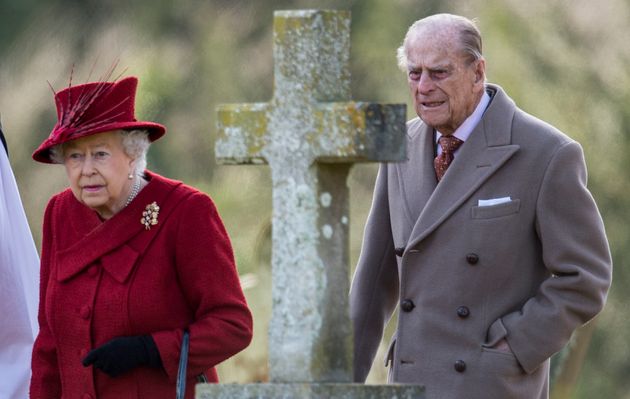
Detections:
[434, 135, 464, 181]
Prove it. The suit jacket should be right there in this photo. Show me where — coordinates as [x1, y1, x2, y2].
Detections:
[30, 171, 253, 399]
[350, 84, 612, 399]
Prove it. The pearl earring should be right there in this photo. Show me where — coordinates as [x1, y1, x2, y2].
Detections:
[128, 173, 134, 180]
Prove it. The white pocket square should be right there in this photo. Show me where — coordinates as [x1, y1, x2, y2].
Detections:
[478, 197, 512, 207]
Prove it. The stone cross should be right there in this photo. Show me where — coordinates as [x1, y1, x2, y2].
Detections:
[206, 10, 415, 394]
[214, 9, 405, 383]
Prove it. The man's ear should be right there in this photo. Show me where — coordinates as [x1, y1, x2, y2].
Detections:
[474, 58, 486, 84]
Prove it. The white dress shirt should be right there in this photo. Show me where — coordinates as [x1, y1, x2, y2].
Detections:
[436, 90, 491, 156]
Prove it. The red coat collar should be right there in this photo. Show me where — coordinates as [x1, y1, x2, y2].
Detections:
[56, 171, 190, 283]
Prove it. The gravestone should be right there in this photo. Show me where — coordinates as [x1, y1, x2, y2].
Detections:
[197, 9, 424, 398]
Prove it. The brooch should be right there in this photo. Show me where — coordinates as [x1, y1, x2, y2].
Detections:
[141, 202, 160, 230]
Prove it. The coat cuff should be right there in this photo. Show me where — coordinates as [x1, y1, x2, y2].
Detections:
[151, 330, 183, 383]
[501, 314, 544, 374]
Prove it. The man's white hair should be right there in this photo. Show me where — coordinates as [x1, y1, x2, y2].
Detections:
[396, 13, 484, 72]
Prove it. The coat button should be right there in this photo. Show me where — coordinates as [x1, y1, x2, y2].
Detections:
[395, 247, 405, 257]
[401, 299, 415, 312]
[466, 253, 479, 264]
[454, 360, 467, 372]
[457, 306, 470, 318]
[79, 305, 91, 319]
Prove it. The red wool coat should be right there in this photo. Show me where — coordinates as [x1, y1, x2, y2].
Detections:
[30, 171, 253, 399]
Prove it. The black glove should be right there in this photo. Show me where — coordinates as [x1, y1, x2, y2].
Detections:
[82, 335, 162, 377]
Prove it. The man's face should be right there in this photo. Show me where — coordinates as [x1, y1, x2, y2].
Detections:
[405, 30, 485, 135]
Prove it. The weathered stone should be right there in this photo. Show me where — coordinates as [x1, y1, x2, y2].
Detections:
[204, 9, 421, 398]
[196, 383, 425, 399]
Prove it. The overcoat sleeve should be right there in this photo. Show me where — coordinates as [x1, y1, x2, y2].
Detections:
[151, 191, 253, 382]
[350, 164, 400, 382]
[30, 196, 61, 398]
[502, 141, 612, 373]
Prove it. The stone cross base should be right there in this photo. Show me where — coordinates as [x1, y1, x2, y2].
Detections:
[196, 383, 425, 399]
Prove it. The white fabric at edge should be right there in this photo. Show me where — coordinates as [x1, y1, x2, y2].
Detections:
[0, 140, 40, 399]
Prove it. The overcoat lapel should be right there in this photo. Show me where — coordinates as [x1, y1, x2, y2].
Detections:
[406, 85, 520, 250]
[56, 172, 188, 283]
[396, 121, 437, 225]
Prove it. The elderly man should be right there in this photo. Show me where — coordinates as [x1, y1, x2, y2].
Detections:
[350, 13, 612, 399]
[0, 123, 40, 399]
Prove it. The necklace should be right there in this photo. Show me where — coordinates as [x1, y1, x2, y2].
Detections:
[125, 176, 141, 207]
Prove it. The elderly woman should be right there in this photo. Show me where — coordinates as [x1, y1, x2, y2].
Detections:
[30, 75, 253, 399]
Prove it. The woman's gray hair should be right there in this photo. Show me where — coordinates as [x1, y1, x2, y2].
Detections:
[396, 14, 483, 72]
[121, 130, 151, 176]
[49, 129, 151, 176]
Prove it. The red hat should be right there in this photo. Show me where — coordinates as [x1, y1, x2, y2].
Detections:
[33, 76, 166, 163]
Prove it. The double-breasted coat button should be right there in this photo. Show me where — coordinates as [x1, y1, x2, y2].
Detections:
[79, 305, 91, 319]
[454, 360, 467, 372]
[401, 299, 415, 312]
[457, 306, 470, 318]
[395, 247, 405, 257]
[466, 253, 479, 264]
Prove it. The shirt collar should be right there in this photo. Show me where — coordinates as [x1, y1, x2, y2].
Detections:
[436, 90, 491, 144]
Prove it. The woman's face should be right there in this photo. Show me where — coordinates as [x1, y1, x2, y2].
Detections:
[63, 130, 135, 219]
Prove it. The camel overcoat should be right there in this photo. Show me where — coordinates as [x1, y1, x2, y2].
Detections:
[350, 84, 612, 399]
[30, 171, 253, 399]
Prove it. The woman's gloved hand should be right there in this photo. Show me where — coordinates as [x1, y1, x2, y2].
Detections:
[82, 335, 162, 377]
